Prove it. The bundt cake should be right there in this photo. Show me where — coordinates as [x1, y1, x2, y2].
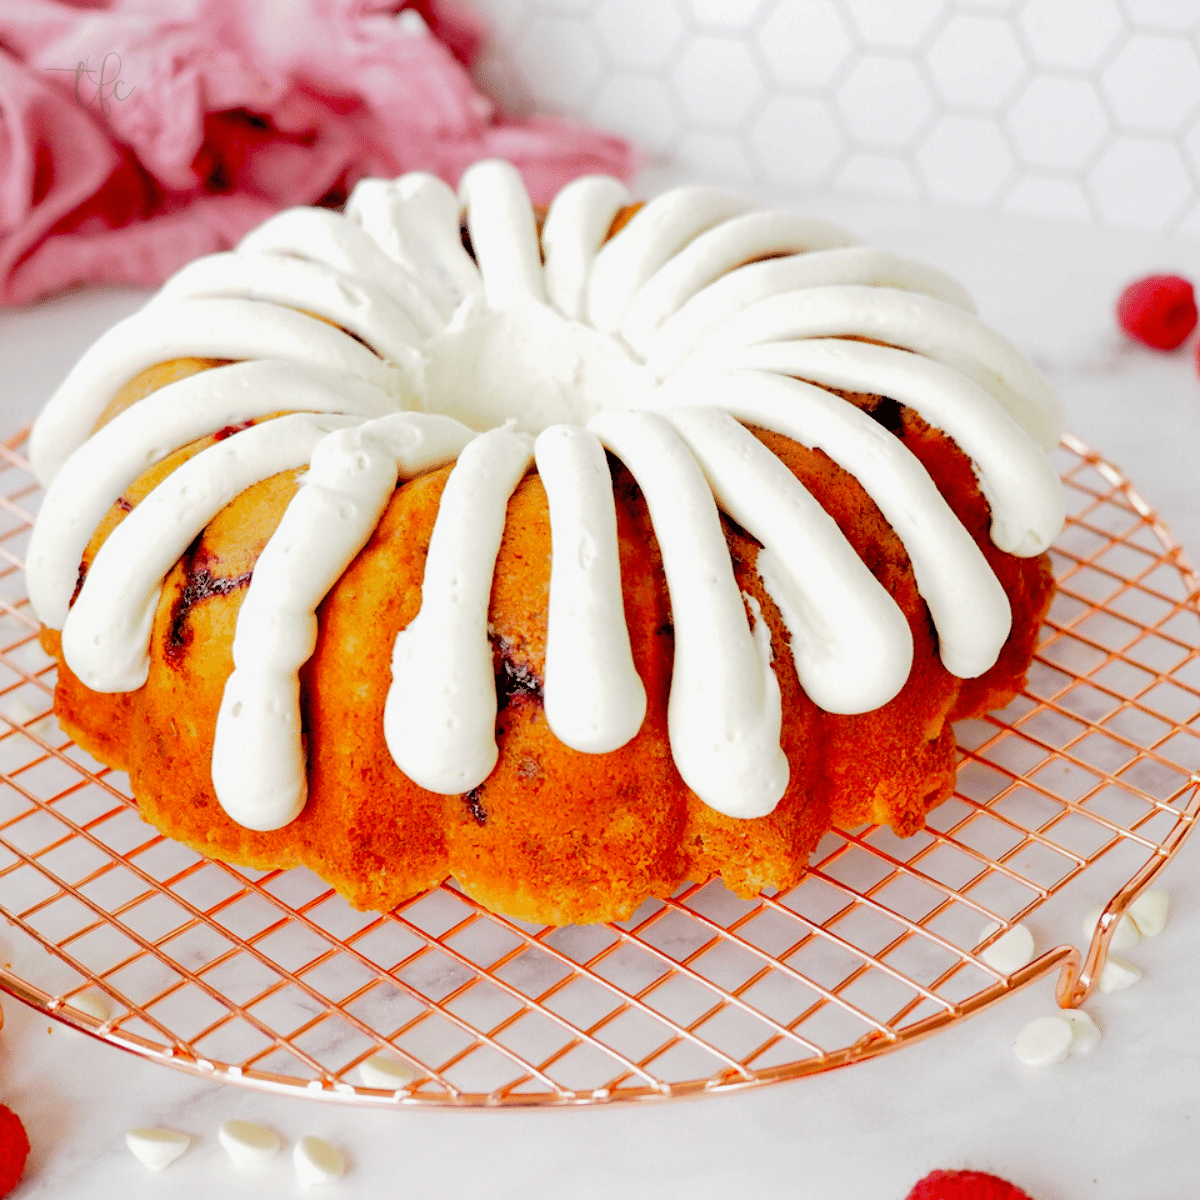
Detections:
[26, 159, 1064, 926]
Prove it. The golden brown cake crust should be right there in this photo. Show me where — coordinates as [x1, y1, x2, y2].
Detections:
[48, 374, 1054, 925]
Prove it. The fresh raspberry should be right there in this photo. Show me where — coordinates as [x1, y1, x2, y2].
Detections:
[1116, 274, 1197, 349]
[0, 1104, 28, 1197]
[906, 1169, 1036, 1200]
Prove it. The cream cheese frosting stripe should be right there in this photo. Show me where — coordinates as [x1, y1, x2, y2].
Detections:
[344, 173, 483, 321]
[588, 409, 789, 820]
[656, 368, 1013, 680]
[541, 175, 633, 322]
[213, 413, 477, 832]
[385, 426, 536, 795]
[458, 161, 546, 310]
[618, 212, 863, 355]
[157, 251, 427, 366]
[657, 285, 1064, 451]
[534, 424, 647, 754]
[629, 246, 976, 362]
[61, 412, 361, 694]
[587, 186, 756, 333]
[660, 406, 914, 715]
[723, 338, 1066, 557]
[237, 207, 443, 338]
[29, 297, 411, 487]
[27, 361, 397, 631]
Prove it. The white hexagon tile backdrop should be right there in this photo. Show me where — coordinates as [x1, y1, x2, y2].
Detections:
[469, 0, 1200, 233]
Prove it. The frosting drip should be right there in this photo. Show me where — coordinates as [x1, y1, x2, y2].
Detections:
[589, 409, 789, 819]
[214, 414, 475, 831]
[535, 424, 647, 754]
[29, 157, 1066, 829]
[384, 426, 535, 795]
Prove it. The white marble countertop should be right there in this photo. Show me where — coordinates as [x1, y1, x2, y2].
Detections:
[0, 184, 1198, 1200]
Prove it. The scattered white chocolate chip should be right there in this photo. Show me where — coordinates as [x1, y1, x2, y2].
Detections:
[1014, 1015, 1073, 1067]
[1082, 906, 1140, 951]
[294, 1135, 345, 1187]
[73, 990, 112, 1023]
[1099, 956, 1142, 994]
[2, 696, 59, 739]
[980, 922, 1036, 974]
[358, 1053, 418, 1090]
[218, 1119, 282, 1164]
[1129, 889, 1169, 938]
[125, 1127, 191, 1171]
[1062, 1009, 1102, 1055]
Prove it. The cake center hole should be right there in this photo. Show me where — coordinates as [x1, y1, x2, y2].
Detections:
[421, 298, 655, 434]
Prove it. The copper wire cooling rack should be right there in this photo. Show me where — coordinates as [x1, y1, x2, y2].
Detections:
[0, 429, 1196, 1107]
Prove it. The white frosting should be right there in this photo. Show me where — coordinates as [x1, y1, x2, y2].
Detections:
[587, 186, 755, 333]
[653, 284, 1064, 450]
[62, 413, 359, 693]
[656, 368, 1012, 679]
[345, 172, 483, 320]
[158, 250, 426, 366]
[535, 424, 646, 752]
[542, 175, 632, 320]
[29, 297, 410, 486]
[636, 246, 975, 364]
[30, 164, 1065, 835]
[384, 426, 535, 795]
[661, 406, 913, 714]
[459, 159, 545, 310]
[588, 410, 788, 819]
[213, 414, 476, 831]
[238, 206, 444, 337]
[423, 298, 653, 434]
[27, 360, 397, 630]
[722, 338, 1065, 556]
[620, 213, 864, 355]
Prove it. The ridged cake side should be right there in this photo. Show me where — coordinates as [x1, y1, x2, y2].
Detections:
[44, 382, 1053, 925]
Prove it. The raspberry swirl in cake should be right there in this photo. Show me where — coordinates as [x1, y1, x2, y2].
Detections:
[26, 160, 1063, 920]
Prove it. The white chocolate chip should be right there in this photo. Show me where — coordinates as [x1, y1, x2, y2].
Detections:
[358, 1053, 418, 1090]
[218, 1119, 282, 1164]
[1082, 906, 1140, 951]
[294, 1135, 345, 1187]
[1062, 1009, 1102, 1055]
[73, 991, 112, 1022]
[125, 1127, 191, 1171]
[1099, 956, 1142, 994]
[1014, 1016, 1073, 1067]
[980, 922, 1036, 973]
[2, 698, 37, 726]
[2, 696, 60, 739]
[1129, 889, 1169, 938]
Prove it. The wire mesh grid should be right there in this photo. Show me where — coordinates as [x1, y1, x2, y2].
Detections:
[0, 428, 1196, 1107]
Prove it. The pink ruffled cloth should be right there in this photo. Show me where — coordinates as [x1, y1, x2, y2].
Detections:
[0, 0, 636, 306]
